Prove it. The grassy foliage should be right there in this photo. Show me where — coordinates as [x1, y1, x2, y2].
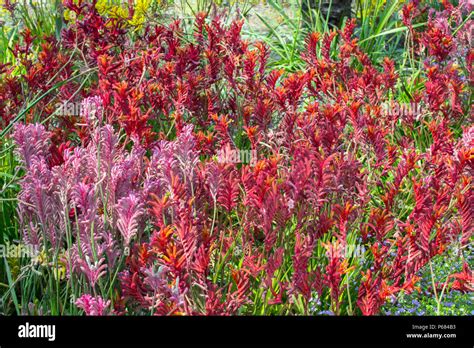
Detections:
[0, 0, 472, 316]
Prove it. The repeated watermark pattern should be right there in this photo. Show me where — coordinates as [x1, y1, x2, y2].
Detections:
[382, 101, 423, 120]
[216, 147, 257, 166]
[325, 243, 366, 259]
[0, 241, 39, 258]
[54, 100, 99, 117]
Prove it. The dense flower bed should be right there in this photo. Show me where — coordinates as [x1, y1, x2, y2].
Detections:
[0, 0, 472, 315]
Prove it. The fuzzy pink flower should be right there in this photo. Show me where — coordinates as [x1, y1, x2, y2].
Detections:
[75, 294, 110, 316]
[76, 255, 108, 288]
[81, 96, 103, 126]
[116, 193, 144, 246]
[13, 123, 51, 169]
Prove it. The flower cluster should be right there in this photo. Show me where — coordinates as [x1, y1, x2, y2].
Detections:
[5, 0, 473, 315]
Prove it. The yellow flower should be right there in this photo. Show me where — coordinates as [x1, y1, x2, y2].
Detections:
[7, 257, 21, 280]
[32, 249, 49, 266]
[129, 0, 152, 28]
[63, 9, 77, 22]
[53, 263, 67, 281]
[96, 0, 129, 19]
